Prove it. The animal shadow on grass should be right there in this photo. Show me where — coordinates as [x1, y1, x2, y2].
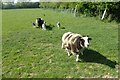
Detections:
[61, 27, 65, 29]
[79, 49, 117, 68]
[46, 24, 54, 30]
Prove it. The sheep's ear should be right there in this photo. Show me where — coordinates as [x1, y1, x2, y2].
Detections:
[88, 38, 92, 40]
[83, 35, 89, 37]
[82, 35, 86, 37]
[86, 35, 89, 37]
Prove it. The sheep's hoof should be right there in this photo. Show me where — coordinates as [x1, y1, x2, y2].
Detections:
[76, 59, 81, 62]
[76, 59, 79, 62]
[61, 46, 64, 49]
[61, 46, 63, 49]
[68, 53, 71, 57]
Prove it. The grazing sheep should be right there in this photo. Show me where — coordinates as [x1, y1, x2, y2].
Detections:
[62, 32, 92, 62]
[57, 21, 60, 29]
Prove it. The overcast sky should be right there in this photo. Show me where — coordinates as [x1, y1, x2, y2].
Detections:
[29, 0, 40, 2]
[14, 0, 40, 3]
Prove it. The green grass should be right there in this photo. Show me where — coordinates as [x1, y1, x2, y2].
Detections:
[0, 10, 2, 79]
[2, 9, 118, 78]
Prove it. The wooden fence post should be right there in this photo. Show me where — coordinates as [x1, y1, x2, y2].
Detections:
[101, 8, 107, 20]
[74, 4, 78, 17]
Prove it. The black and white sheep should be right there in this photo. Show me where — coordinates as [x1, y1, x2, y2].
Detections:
[62, 32, 92, 62]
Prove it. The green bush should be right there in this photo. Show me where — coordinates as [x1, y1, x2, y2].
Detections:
[40, 2, 120, 22]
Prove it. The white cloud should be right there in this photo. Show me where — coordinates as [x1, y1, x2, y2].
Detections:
[14, 0, 40, 3]
[30, 0, 40, 2]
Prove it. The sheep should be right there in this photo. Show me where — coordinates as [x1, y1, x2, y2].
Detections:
[57, 21, 60, 29]
[62, 32, 92, 62]
[35, 18, 44, 28]
[42, 21, 46, 30]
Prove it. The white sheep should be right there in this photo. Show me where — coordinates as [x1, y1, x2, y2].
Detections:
[57, 21, 60, 29]
[42, 21, 46, 30]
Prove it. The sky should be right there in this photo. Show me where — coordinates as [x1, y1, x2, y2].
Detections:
[29, 0, 40, 2]
[14, 0, 40, 3]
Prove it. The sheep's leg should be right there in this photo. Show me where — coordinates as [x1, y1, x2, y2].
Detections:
[61, 42, 64, 49]
[76, 54, 80, 62]
[65, 48, 71, 57]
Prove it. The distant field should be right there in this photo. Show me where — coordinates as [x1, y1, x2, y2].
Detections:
[2, 9, 118, 78]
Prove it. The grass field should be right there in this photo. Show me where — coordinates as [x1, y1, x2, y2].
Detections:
[2, 9, 118, 78]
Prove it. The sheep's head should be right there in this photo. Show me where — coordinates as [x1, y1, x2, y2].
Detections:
[80, 36, 92, 48]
